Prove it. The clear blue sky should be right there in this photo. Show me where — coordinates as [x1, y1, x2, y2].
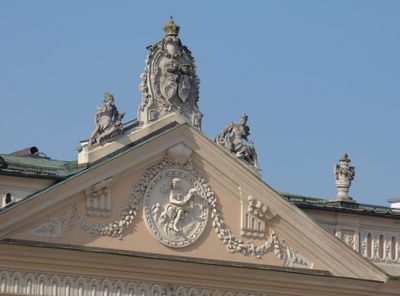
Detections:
[1, 1, 399, 206]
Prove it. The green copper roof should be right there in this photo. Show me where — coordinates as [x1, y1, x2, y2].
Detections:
[0, 154, 78, 179]
[279, 192, 326, 205]
[280, 192, 400, 219]
[0, 154, 69, 169]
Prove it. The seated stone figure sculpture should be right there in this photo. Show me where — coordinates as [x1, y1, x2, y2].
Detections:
[159, 178, 198, 232]
[89, 93, 125, 146]
[216, 114, 259, 169]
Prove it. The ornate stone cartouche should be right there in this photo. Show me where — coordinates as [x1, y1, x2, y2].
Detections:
[334, 153, 355, 201]
[215, 114, 259, 169]
[89, 93, 125, 146]
[138, 17, 202, 128]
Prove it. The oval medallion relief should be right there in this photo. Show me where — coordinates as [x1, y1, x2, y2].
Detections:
[143, 168, 209, 248]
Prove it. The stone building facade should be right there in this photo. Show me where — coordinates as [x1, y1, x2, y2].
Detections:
[0, 19, 399, 295]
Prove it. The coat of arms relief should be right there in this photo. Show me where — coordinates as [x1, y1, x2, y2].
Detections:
[138, 18, 202, 128]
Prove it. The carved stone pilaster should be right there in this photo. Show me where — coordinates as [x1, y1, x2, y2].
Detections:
[359, 231, 368, 258]
[373, 233, 380, 261]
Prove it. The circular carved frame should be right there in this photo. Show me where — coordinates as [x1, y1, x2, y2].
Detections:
[143, 168, 209, 248]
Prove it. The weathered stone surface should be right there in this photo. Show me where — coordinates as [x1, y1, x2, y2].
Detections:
[89, 92, 125, 147]
[334, 153, 355, 201]
[138, 17, 202, 128]
[216, 114, 259, 170]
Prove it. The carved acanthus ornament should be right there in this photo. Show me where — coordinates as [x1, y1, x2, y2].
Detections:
[80, 143, 311, 268]
[138, 17, 202, 128]
[89, 93, 125, 147]
[334, 153, 355, 201]
[216, 114, 259, 170]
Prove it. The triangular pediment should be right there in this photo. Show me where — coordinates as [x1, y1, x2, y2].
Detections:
[0, 122, 387, 282]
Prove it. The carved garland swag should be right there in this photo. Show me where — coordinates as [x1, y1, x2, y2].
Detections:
[80, 156, 310, 268]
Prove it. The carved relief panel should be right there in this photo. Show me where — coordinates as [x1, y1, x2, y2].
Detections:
[143, 169, 209, 248]
[341, 230, 355, 249]
[77, 143, 313, 268]
[240, 188, 276, 239]
[30, 205, 80, 238]
[359, 230, 400, 264]
[84, 178, 112, 217]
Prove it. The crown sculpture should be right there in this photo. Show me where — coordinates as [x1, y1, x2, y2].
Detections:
[138, 17, 202, 128]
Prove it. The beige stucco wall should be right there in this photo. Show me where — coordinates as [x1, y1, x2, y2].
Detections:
[0, 124, 388, 283]
[8, 158, 287, 267]
[1, 243, 400, 296]
[304, 208, 400, 275]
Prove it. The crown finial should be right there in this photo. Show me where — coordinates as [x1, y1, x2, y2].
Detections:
[340, 153, 350, 162]
[163, 16, 180, 36]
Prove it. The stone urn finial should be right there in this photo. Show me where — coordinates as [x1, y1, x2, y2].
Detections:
[333, 153, 356, 202]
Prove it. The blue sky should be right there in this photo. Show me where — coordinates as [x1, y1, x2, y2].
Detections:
[1, 1, 399, 205]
